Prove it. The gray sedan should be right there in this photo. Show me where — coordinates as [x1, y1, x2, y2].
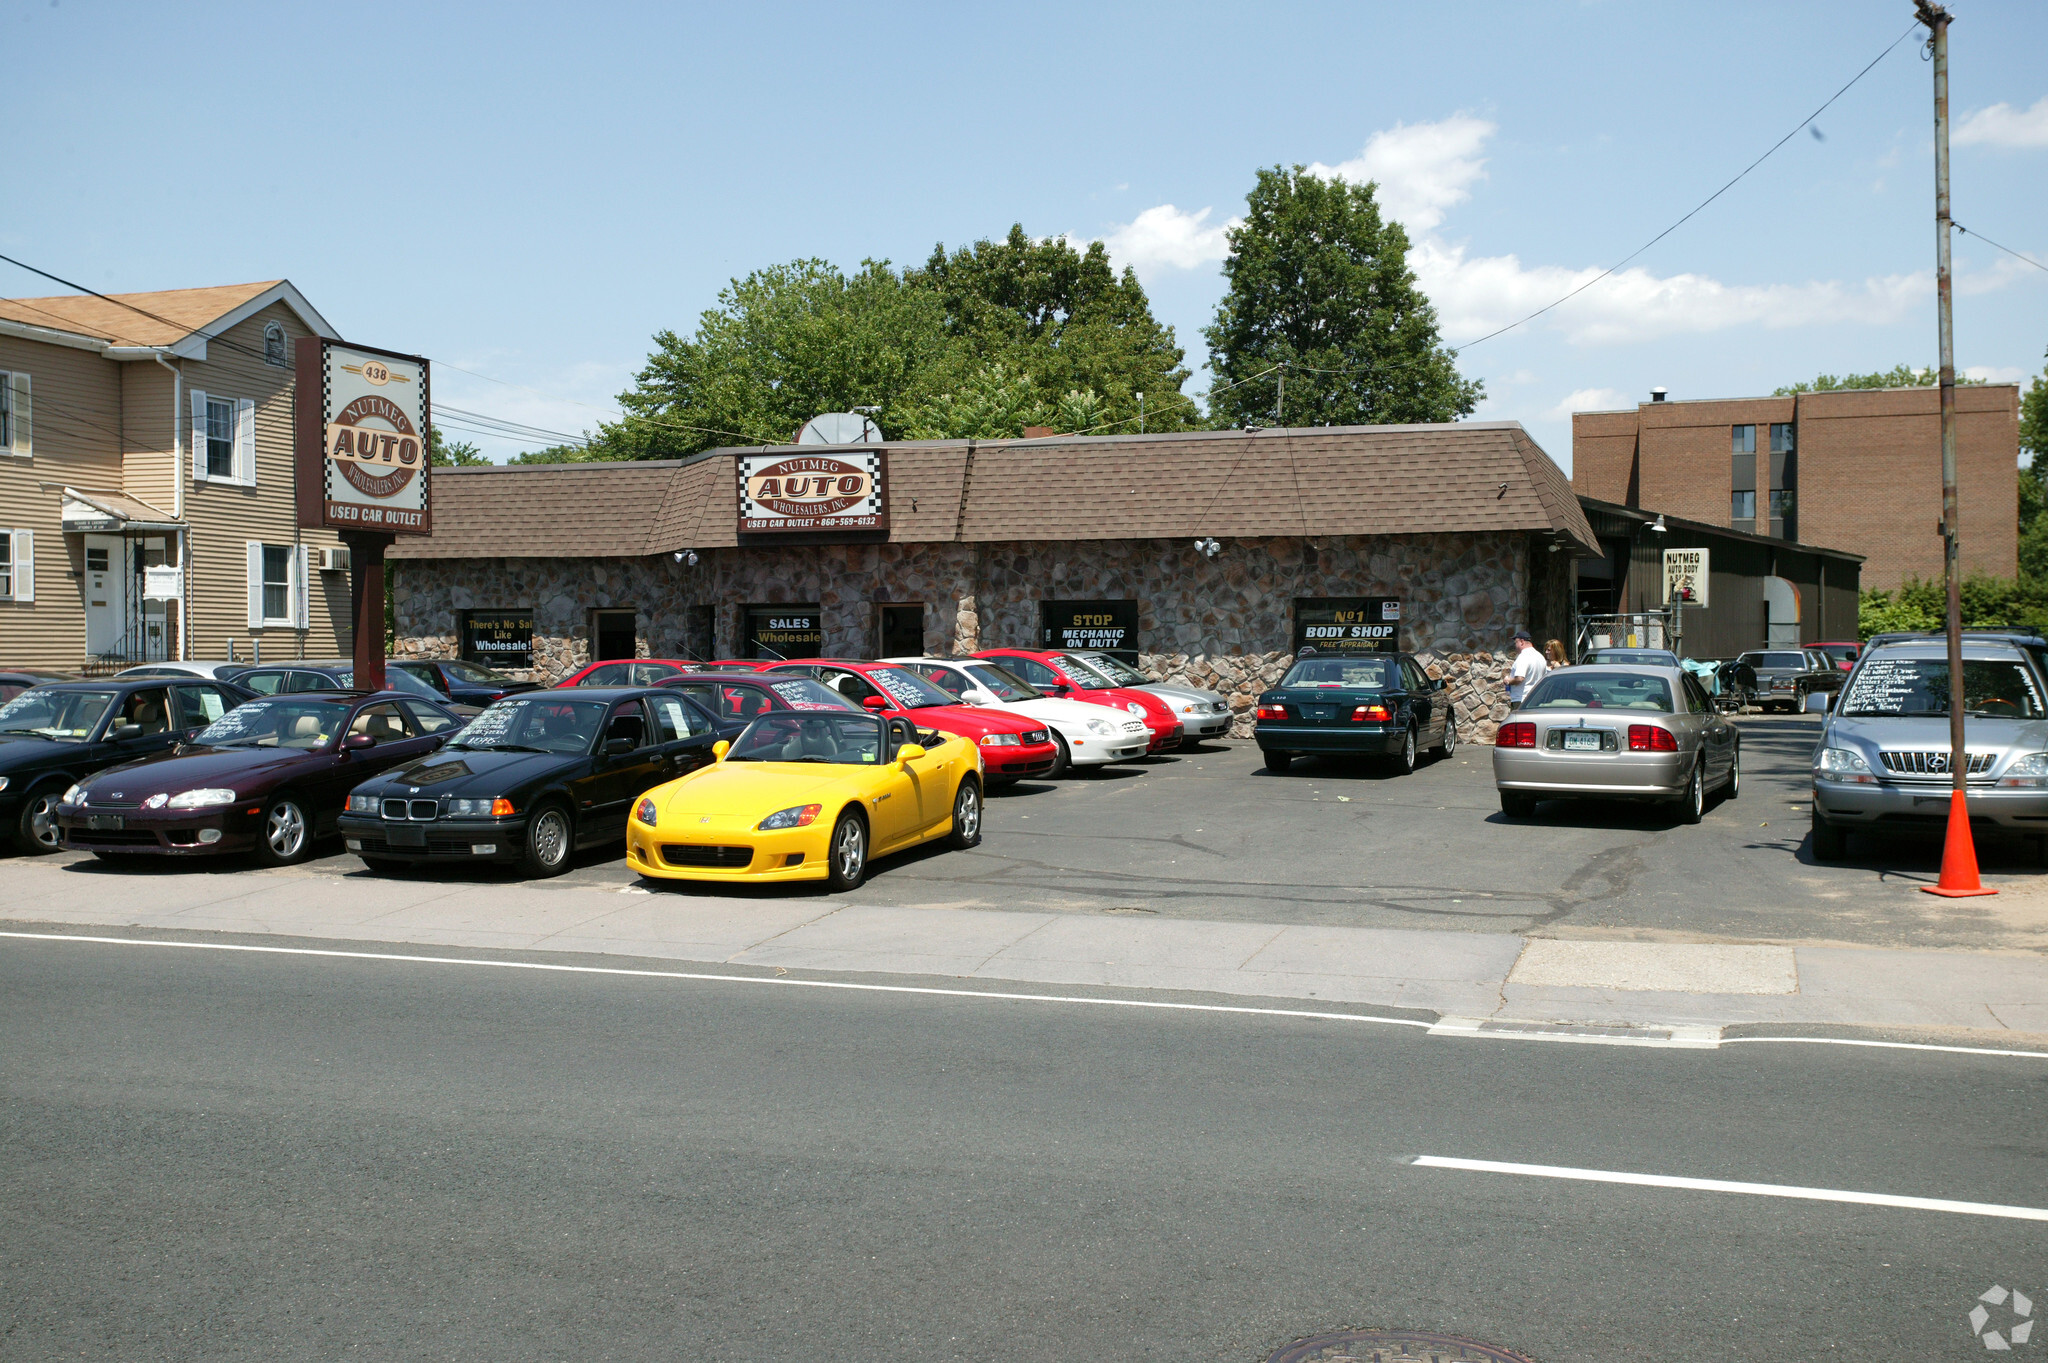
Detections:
[1492, 665, 1739, 822]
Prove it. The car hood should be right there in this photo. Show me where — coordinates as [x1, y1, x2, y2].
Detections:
[1824, 714, 2048, 775]
[657, 762, 867, 818]
[358, 747, 583, 795]
[1138, 682, 1227, 708]
[1000, 697, 1150, 730]
[77, 744, 323, 798]
[0, 733, 92, 770]
[905, 704, 1036, 735]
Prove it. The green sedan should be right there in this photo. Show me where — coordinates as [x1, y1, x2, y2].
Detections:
[1253, 652, 1456, 775]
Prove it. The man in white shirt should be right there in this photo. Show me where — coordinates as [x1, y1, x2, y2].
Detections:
[1506, 627, 1547, 707]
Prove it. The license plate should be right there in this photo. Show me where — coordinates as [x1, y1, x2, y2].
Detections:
[1563, 731, 1602, 751]
[387, 825, 426, 847]
[1304, 704, 1336, 720]
[87, 813, 124, 831]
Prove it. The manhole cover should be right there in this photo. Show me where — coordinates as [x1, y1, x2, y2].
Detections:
[1262, 1328, 1535, 1363]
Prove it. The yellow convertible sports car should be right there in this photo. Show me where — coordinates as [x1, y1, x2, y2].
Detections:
[628, 709, 984, 889]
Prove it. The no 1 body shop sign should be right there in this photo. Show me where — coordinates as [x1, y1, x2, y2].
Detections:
[1293, 598, 1401, 656]
[295, 339, 432, 535]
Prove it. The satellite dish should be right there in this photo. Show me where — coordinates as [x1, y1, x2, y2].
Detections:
[795, 412, 884, 445]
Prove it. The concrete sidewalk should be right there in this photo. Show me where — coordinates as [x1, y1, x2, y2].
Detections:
[4, 858, 2044, 1039]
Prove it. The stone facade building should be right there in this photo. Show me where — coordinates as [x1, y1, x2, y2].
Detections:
[389, 423, 1599, 739]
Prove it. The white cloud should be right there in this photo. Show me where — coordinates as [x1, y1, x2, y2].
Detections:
[1090, 204, 1240, 275]
[1546, 387, 1632, 420]
[1964, 364, 2025, 383]
[1955, 96, 2048, 148]
[1305, 114, 1495, 231]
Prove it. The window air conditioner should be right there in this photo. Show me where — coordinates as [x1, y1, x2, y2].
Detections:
[318, 547, 352, 574]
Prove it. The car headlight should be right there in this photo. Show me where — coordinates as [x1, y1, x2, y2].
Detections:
[1125, 702, 1146, 716]
[0, 776, 8, 792]
[62, 784, 83, 805]
[142, 794, 168, 809]
[635, 796, 659, 826]
[167, 788, 237, 809]
[1999, 752, 2048, 788]
[1815, 747, 1876, 784]
[1180, 703, 1197, 714]
[980, 732, 1020, 747]
[757, 803, 822, 830]
[446, 798, 510, 817]
[345, 794, 378, 813]
[1084, 718, 1115, 736]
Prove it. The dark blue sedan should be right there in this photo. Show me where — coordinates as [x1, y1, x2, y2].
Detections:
[1253, 652, 1456, 776]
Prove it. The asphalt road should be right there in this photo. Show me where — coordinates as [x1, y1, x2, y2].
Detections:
[18, 714, 2047, 952]
[3, 933, 2041, 1361]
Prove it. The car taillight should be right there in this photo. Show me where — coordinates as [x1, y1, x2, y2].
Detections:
[1497, 721, 1536, 748]
[1255, 704, 1289, 721]
[1351, 704, 1392, 722]
[1628, 724, 1678, 752]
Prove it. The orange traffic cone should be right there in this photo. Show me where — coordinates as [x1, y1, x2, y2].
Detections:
[1922, 789, 1998, 897]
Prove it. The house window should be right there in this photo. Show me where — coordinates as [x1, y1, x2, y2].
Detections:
[264, 321, 289, 367]
[0, 371, 10, 449]
[0, 531, 10, 598]
[206, 397, 235, 479]
[261, 545, 292, 622]
[1770, 422, 1795, 454]
[1731, 490, 1757, 522]
[1731, 424, 1756, 454]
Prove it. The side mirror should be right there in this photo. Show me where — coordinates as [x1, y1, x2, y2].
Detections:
[1431, 677, 1446, 692]
[897, 743, 927, 764]
[343, 732, 377, 750]
[110, 723, 144, 741]
[862, 695, 889, 712]
[604, 736, 635, 756]
[964, 689, 996, 705]
[712, 739, 730, 761]
[1050, 683, 1071, 696]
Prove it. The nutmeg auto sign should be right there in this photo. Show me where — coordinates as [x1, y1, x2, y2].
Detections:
[737, 450, 888, 534]
[294, 339, 432, 535]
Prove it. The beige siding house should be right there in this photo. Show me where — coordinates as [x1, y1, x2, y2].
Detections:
[0, 280, 356, 670]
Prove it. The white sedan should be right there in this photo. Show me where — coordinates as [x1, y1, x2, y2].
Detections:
[885, 656, 1152, 777]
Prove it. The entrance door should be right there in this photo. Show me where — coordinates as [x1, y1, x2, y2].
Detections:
[878, 604, 924, 658]
[82, 535, 124, 656]
[594, 610, 637, 661]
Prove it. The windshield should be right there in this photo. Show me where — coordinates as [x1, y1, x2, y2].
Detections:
[1053, 654, 1119, 688]
[382, 667, 446, 699]
[1586, 650, 1676, 665]
[728, 712, 885, 764]
[443, 660, 514, 685]
[1281, 658, 1395, 689]
[194, 698, 353, 749]
[1073, 652, 1148, 686]
[1523, 670, 1675, 712]
[962, 663, 1043, 702]
[450, 697, 608, 753]
[1837, 657, 2045, 719]
[0, 688, 116, 741]
[1741, 652, 1810, 669]
[863, 665, 960, 710]
[765, 677, 861, 711]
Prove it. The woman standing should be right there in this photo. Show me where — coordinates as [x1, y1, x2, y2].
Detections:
[1544, 639, 1569, 670]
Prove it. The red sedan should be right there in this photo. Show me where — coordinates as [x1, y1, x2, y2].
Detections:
[973, 649, 1181, 752]
[554, 658, 698, 687]
[764, 659, 1060, 785]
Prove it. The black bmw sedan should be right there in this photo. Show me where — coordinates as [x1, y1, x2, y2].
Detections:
[337, 687, 722, 878]
[1253, 652, 1457, 775]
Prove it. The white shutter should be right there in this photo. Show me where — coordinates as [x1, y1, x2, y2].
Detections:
[12, 529, 30, 602]
[191, 388, 209, 482]
[293, 544, 310, 628]
[246, 541, 264, 629]
[10, 373, 29, 457]
[235, 397, 256, 485]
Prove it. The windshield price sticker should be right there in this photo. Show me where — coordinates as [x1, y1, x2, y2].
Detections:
[1293, 598, 1401, 656]
[459, 704, 521, 744]
[870, 668, 935, 709]
[197, 703, 272, 740]
[769, 679, 839, 711]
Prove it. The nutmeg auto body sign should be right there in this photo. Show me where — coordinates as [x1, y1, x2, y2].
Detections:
[295, 339, 432, 535]
[737, 450, 888, 534]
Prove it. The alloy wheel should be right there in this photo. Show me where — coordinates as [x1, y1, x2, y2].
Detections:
[531, 808, 570, 868]
[1400, 728, 1416, 772]
[835, 817, 866, 882]
[26, 793, 60, 851]
[266, 801, 307, 859]
[954, 783, 981, 842]
[1441, 717, 1458, 759]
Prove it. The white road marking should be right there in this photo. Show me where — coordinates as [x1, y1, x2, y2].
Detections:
[1412, 1156, 2048, 1222]
[1721, 1035, 2048, 1061]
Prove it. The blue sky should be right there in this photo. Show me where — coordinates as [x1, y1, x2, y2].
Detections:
[8, 0, 2046, 468]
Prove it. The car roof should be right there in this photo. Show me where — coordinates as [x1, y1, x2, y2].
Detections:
[1859, 640, 2030, 659]
[666, 670, 782, 683]
[517, 684, 667, 698]
[1544, 663, 1686, 676]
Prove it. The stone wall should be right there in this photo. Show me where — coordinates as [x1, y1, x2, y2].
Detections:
[391, 531, 1536, 739]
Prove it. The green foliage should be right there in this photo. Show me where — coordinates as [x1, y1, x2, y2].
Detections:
[897, 362, 1048, 440]
[1860, 574, 2048, 640]
[1203, 166, 1481, 430]
[427, 427, 489, 466]
[2021, 353, 2048, 467]
[1774, 363, 1986, 396]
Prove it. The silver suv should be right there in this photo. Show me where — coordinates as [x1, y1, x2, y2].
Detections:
[1811, 639, 2048, 862]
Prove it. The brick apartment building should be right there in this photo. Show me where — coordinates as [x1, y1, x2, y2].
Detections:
[1572, 384, 2020, 591]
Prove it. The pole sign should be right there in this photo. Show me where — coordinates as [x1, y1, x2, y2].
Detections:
[737, 450, 888, 534]
[1292, 597, 1401, 656]
[1039, 600, 1140, 660]
[1662, 547, 1709, 607]
[461, 609, 534, 671]
[295, 338, 432, 535]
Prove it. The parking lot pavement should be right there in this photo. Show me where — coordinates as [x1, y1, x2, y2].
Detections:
[7, 713, 2047, 955]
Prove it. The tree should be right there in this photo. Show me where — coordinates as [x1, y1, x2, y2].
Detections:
[897, 362, 1049, 440]
[427, 426, 489, 466]
[2016, 349, 2048, 580]
[1773, 363, 1986, 395]
[1203, 166, 1480, 430]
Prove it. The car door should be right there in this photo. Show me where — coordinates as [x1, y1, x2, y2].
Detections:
[648, 692, 718, 781]
[867, 717, 925, 849]
[590, 700, 666, 838]
[578, 662, 635, 687]
[107, 686, 181, 764]
[169, 684, 232, 744]
[997, 654, 1070, 698]
[1680, 674, 1729, 780]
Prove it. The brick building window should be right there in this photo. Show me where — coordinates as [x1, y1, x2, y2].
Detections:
[1768, 490, 1795, 517]
[1770, 422, 1795, 453]
[1731, 424, 1756, 453]
[1732, 490, 1757, 523]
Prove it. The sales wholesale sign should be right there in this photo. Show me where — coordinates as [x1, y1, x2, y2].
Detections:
[1040, 600, 1140, 661]
[462, 610, 534, 670]
[1292, 598, 1401, 656]
[738, 451, 888, 534]
[295, 339, 432, 535]
[1663, 547, 1710, 607]
[745, 607, 823, 659]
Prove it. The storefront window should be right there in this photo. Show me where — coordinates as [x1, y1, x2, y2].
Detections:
[744, 605, 822, 661]
[461, 609, 535, 671]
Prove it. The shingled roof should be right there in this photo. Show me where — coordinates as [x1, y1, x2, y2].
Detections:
[390, 422, 1600, 560]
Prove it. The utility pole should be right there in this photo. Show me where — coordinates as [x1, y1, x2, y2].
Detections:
[1916, 0, 1992, 896]
[1137, 392, 1144, 433]
[1274, 363, 1285, 428]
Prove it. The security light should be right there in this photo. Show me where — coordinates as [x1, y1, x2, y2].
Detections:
[1650, 515, 1667, 534]
[673, 549, 700, 566]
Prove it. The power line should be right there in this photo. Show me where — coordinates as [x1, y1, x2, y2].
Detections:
[1955, 222, 2048, 276]
[1451, 19, 1922, 350]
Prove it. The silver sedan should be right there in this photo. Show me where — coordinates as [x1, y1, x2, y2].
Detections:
[1492, 665, 1739, 822]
